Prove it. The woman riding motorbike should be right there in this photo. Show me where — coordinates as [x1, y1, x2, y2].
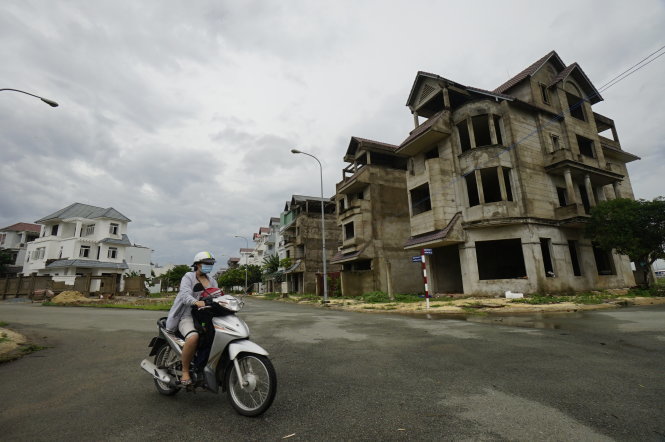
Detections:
[165, 251, 218, 386]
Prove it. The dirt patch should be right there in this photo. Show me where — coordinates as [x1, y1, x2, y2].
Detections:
[51, 291, 98, 304]
[0, 328, 28, 362]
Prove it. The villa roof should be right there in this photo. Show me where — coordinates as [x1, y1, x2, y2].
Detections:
[1, 222, 41, 233]
[36, 202, 131, 223]
[45, 259, 129, 270]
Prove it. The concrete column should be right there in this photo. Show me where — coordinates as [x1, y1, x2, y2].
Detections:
[489, 115, 498, 145]
[584, 174, 596, 207]
[497, 166, 507, 201]
[597, 186, 608, 202]
[613, 181, 621, 199]
[475, 169, 485, 204]
[75, 221, 82, 237]
[413, 112, 419, 128]
[563, 168, 578, 205]
[467, 118, 476, 149]
[442, 88, 450, 109]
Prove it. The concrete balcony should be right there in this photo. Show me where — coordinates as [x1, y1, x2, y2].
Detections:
[338, 164, 372, 195]
[554, 203, 590, 227]
[397, 111, 452, 156]
[338, 199, 370, 221]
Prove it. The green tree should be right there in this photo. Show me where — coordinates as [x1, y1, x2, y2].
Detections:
[262, 254, 280, 274]
[216, 265, 262, 291]
[586, 197, 665, 287]
[0, 248, 13, 276]
[162, 264, 191, 291]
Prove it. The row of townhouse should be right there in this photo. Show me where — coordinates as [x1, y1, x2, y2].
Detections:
[6, 203, 153, 291]
[235, 51, 640, 298]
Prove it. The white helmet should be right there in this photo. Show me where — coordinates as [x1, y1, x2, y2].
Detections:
[193, 251, 215, 265]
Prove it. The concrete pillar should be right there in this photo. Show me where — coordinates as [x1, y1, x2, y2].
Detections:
[497, 166, 507, 201]
[488, 115, 498, 145]
[475, 169, 485, 204]
[597, 186, 608, 202]
[413, 112, 419, 128]
[584, 174, 596, 207]
[613, 181, 621, 199]
[75, 221, 82, 237]
[442, 88, 451, 109]
[467, 118, 476, 149]
[563, 168, 578, 205]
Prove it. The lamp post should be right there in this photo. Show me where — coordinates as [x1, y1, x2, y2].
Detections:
[291, 149, 329, 304]
[234, 235, 249, 293]
[1, 88, 59, 107]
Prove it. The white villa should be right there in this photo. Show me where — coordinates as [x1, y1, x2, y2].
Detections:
[23, 203, 152, 287]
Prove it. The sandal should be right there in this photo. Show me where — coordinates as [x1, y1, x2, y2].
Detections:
[180, 378, 193, 387]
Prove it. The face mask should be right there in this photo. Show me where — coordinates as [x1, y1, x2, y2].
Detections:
[200, 264, 213, 274]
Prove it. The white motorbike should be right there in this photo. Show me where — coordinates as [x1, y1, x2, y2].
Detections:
[140, 293, 276, 416]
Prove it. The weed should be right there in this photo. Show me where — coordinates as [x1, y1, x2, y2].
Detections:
[0, 332, 8, 344]
[0, 321, 8, 327]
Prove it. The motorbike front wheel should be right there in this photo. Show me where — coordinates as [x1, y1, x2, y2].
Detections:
[226, 353, 276, 416]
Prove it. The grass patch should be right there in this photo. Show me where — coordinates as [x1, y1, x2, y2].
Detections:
[0, 332, 8, 344]
[360, 292, 423, 304]
[41, 301, 172, 311]
[0, 321, 8, 327]
[20, 344, 47, 353]
[261, 293, 283, 300]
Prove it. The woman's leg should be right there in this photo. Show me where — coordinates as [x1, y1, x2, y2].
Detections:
[181, 333, 198, 381]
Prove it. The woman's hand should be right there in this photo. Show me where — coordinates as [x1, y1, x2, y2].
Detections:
[194, 300, 206, 308]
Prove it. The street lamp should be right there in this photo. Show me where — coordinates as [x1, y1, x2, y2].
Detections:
[291, 148, 329, 304]
[1, 88, 59, 107]
[234, 235, 249, 293]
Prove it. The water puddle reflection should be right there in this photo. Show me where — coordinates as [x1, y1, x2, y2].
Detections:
[401, 311, 589, 330]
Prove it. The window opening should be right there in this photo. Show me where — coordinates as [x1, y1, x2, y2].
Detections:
[578, 184, 591, 214]
[425, 147, 439, 159]
[503, 168, 513, 201]
[540, 238, 555, 277]
[84, 224, 95, 236]
[344, 222, 355, 240]
[51, 225, 59, 236]
[592, 244, 616, 275]
[110, 223, 119, 235]
[476, 239, 527, 280]
[556, 187, 568, 207]
[80, 246, 90, 258]
[472, 115, 492, 147]
[540, 84, 550, 104]
[465, 172, 479, 207]
[410, 183, 432, 215]
[108, 247, 117, 259]
[343, 259, 372, 271]
[576, 135, 595, 158]
[568, 240, 582, 276]
[338, 198, 346, 213]
[566, 92, 586, 121]
[551, 134, 560, 151]
[96, 246, 100, 260]
[457, 121, 471, 152]
[480, 168, 502, 203]
[493, 115, 503, 145]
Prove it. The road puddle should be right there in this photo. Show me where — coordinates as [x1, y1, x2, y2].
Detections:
[403, 311, 589, 330]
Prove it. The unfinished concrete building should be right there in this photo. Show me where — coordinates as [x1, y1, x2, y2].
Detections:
[332, 137, 423, 296]
[395, 51, 639, 295]
[279, 195, 341, 294]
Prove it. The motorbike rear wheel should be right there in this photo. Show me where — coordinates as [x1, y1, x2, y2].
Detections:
[153, 343, 180, 396]
[226, 353, 276, 416]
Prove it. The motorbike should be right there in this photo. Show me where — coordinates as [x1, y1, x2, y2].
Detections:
[140, 291, 277, 416]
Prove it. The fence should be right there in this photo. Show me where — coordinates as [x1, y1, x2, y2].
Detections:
[1, 274, 145, 299]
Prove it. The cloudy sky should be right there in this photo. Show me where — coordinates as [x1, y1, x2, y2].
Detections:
[1, 1, 664, 267]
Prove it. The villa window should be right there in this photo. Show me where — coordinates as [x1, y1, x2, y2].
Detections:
[80, 245, 91, 258]
[566, 92, 586, 121]
[410, 183, 432, 216]
[576, 135, 595, 158]
[51, 225, 59, 236]
[108, 247, 118, 259]
[457, 121, 472, 152]
[33, 247, 45, 260]
[84, 224, 95, 236]
[540, 238, 555, 277]
[557, 187, 568, 207]
[539, 83, 550, 105]
[466, 167, 514, 207]
[476, 239, 527, 280]
[344, 222, 355, 240]
[592, 243, 616, 275]
[110, 223, 119, 235]
[551, 134, 560, 151]
[0, 233, 5, 245]
[568, 240, 582, 276]
[472, 115, 492, 147]
[425, 146, 439, 159]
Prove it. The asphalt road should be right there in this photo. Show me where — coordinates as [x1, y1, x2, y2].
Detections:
[1, 299, 664, 441]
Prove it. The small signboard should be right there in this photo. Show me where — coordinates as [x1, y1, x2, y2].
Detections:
[423, 248, 433, 255]
[411, 256, 422, 263]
